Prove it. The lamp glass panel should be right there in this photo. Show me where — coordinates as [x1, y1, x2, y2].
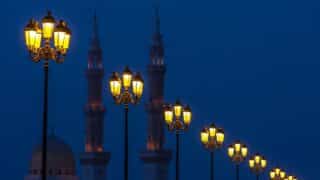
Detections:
[42, 22, 54, 39]
[216, 132, 224, 145]
[249, 159, 255, 168]
[25, 29, 37, 50]
[54, 31, 66, 49]
[174, 104, 182, 118]
[241, 147, 248, 157]
[122, 73, 132, 89]
[270, 172, 275, 179]
[109, 79, 121, 97]
[183, 111, 192, 125]
[63, 33, 71, 50]
[132, 79, 143, 98]
[228, 147, 234, 157]
[255, 155, 261, 164]
[164, 110, 173, 125]
[235, 143, 241, 152]
[34, 31, 42, 50]
[209, 127, 216, 137]
[261, 159, 267, 168]
[201, 131, 209, 145]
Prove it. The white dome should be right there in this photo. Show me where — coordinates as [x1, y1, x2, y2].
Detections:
[28, 135, 76, 176]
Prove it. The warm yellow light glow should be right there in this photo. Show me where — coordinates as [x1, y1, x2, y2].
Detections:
[122, 66, 132, 89]
[270, 172, 276, 179]
[228, 146, 234, 158]
[174, 100, 182, 118]
[109, 72, 121, 97]
[54, 21, 67, 50]
[63, 33, 71, 50]
[275, 168, 281, 175]
[132, 73, 144, 98]
[235, 143, 241, 153]
[24, 19, 38, 51]
[216, 129, 224, 145]
[34, 28, 42, 50]
[261, 159, 267, 168]
[249, 159, 255, 168]
[255, 155, 261, 164]
[200, 129, 209, 145]
[280, 171, 286, 179]
[164, 105, 173, 125]
[42, 11, 55, 39]
[241, 146, 248, 158]
[287, 176, 294, 180]
[182, 105, 192, 126]
[209, 124, 216, 137]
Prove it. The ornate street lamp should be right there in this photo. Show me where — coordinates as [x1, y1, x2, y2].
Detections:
[249, 153, 267, 180]
[269, 168, 286, 180]
[200, 123, 225, 180]
[109, 66, 144, 180]
[23, 11, 71, 180]
[228, 141, 249, 180]
[163, 100, 192, 180]
[284, 175, 297, 180]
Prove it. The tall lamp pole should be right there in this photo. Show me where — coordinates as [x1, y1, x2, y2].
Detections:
[23, 11, 71, 180]
[248, 153, 267, 180]
[227, 141, 249, 180]
[200, 123, 225, 180]
[163, 100, 192, 180]
[109, 66, 144, 180]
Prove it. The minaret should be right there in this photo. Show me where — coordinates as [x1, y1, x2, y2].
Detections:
[140, 5, 172, 180]
[80, 14, 110, 180]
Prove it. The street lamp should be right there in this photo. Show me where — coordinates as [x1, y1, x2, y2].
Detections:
[228, 141, 248, 180]
[249, 153, 267, 180]
[109, 66, 144, 180]
[23, 11, 71, 180]
[284, 175, 297, 180]
[163, 100, 192, 180]
[269, 168, 286, 180]
[200, 123, 225, 180]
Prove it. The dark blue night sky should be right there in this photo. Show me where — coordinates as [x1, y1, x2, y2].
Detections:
[1, 0, 319, 179]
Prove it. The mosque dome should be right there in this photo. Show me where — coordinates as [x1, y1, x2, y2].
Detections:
[28, 135, 76, 176]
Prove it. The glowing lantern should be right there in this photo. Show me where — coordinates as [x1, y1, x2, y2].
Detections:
[132, 72, 144, 99]
[41, 11, 55, 39]
[109, 72, 122, 98]
[182, 105, 192, 126]
[122, 66, 132, 89]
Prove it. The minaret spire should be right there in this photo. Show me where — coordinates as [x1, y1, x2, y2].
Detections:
[90, 11, 101, 51]
[140, 2, 172, 180]
[81, 12, 110, 180]
[150, 0, 164, 65]
[155, 1, 160, 35]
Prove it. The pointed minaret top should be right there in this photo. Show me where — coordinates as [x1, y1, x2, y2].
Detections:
[155, 3, 160, 35]
[150, 0, 164, 65]
[90, 11, 101, 51]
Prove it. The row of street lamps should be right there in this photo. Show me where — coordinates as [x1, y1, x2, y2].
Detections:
[24, 11, 298, 180]
[164, 102, 297, 180]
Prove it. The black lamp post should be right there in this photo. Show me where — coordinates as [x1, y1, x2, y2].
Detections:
[23, 11, 71, 180]
[227, 141, 249, 180]
[109, 66, 144, 180]
[163, 100, 192, 180]
[200, 123, 225, 180]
